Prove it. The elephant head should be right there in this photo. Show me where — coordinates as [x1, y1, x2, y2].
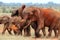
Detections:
[0, 16, 10, 24]
[11, 5, 26, 18]
[22, 7, 40, 21]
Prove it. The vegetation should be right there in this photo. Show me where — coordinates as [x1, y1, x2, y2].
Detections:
[0, 2, 60, 13]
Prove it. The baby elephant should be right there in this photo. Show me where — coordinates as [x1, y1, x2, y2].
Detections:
[9, 16, 32, 36]
[0, 16, 11, 34]
[8, 16, 25, 35]
[0, 16, 20, 35]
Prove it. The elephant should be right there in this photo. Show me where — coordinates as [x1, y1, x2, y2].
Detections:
[21, 7, 45, 37]
[21, 6, 60, 37]
[11, 5, 46, 37]
[0, 16, 21, 35]
[0, 16, 12, 35]
[11, 5, 31, 36]
[8, 16, 25, 35]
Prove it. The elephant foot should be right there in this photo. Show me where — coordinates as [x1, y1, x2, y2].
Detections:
[46, 34, 51, 38]
[18, 32, 22, 35]
[19, 34, 22, 35]
[48, 34, 51, 37]
[24, 32, 31, 37]
[24, 34, 31, 37]
[27, 34, 31, 36]
[2, 32, 4, 35]
[43, 33, 46, 36]
[35, 33, 41, 38]
[17, 33, 22, 35]
[53, 36, 58, 38]
[2, 31, 5, 35]
[28, 32, 31, 36]
[54, 34, 58, 38]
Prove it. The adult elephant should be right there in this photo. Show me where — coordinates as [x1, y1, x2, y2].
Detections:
[22, 6, 60, 37]
[22, 7, 44, 37]
[11, 5, 31, 36]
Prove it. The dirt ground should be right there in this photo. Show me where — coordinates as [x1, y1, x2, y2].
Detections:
[0, 24, 59, 40]
[0, 13, 59, 40]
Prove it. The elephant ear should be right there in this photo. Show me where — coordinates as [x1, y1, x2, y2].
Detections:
[18, 5, 26, 18]
[11, 10, 18, 17]
[21, 5, 26, 9]
[15, 10, 18, 16]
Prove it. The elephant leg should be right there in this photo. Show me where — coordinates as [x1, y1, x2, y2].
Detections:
[13, 29, 21, 35]
[15, 24, 22, 35]
[7, 28, 12, 35]
[54, 29, 58, 37]
[35, 19, 44, 38]
[13, 30, 17, 35]
[26, 26, 31, 36]
[24, 26, 31, 36]
[35, 24, 41, 37]
[48, 28, 52, 37]
[19, 29, 22, 35]
[35, 28, 41, 38]
[2, 24, 8, 34]
[58, 29, 60, 37]
[13, 29, 20, 35]
[2, 27, 7, 34]
[42, 27, 46, 36]
[24, 29, 27, 36]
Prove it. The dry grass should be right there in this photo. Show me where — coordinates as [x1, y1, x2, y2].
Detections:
[0, 24, 59, 40]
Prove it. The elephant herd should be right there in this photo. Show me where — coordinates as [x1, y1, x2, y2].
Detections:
[0, 5, 60, 38]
